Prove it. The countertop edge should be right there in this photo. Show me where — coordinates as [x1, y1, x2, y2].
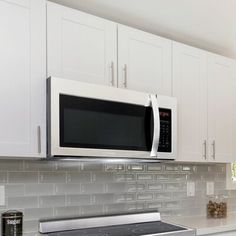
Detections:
[164, 213, 236, 235]
[197, 224, 236, 235]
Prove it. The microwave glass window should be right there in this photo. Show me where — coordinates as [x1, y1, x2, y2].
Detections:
[60, 95, 153, 151]
[158, 108, 172, 152]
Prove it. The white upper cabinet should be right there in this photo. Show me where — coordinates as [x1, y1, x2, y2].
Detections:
[173, 41, 236, 163]
[47, 2, 117, 86]
[2, 0, 236, 161]
[0, 0, 46, 157]
[118, 25, 172, 95]
[47, 3, 172, 94]
[207, 53, 235, 163]
[173, 42, 208, 162]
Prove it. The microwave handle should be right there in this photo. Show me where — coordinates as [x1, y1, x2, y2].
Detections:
[150, 95, 160, 157]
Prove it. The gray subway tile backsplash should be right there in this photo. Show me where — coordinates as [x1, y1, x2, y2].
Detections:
[92, 172, 114, 182]
[0, 172, 7, 183]
[137, 174, 154, 181]
[54, 206, 80, 217]
[23, 220, 38, 234]
[56, 161, 80, 171]
[147, 201, 162, 209]
[0, 160, 233, 234]
[105, 202, 127, 213]
[24, 161, 56, 171]
[81, 163, 104, 172]
[155, 192, 172, 200]
[39, 195, 66, 208]
[114, 193, 135, 202]
[5, 184, 25, 197]
[147, 164, 163, 172]
[115, 173, 135, 182]
[81, 183, 104, 193]
[156, 174, 170, 181]
[0, 160, 24, 171]
[148, 183, 163, 190]
[81, 204, 104, 215]
[25, 184, 54, 196]
[55, 183, 81, 195]
[106, 182, 126, 193]
[66, 194, 91, 206]
[8, 196, 38, 209]
[39, 172, 66, 183]
[127, 183, 146, 192]
[164, 164, 180, 171]
[165, 182, 186, 191]
[105, 164, 125, 172]
[24, 208, 54, 220]
[127, 164, 145, 171]
[127, 202, 146, 211]
[67, 172, 91, 183]
[137, 193, 153, 200]
[93, 193, 114, 204]
[9, 172, 38, 183]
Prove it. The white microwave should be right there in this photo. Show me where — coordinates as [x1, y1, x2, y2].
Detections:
[47, 77, 177, 160]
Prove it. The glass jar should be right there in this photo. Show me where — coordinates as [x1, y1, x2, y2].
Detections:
[207, 195, 227, 218]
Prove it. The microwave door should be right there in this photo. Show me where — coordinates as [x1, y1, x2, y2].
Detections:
[57, 94, 153, 158]
[149, 95, 160, 157]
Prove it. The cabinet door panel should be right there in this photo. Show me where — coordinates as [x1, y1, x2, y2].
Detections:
[47, 2, 117, 86]
[0, 0, 30, 155]
[208, 54, 235, 163]
[173, 42, 208, 162]
[118, 25, 172, 95]
[0, 0, 46, 157]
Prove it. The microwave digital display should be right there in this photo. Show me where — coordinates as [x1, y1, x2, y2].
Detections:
[158, 108, 172, 153]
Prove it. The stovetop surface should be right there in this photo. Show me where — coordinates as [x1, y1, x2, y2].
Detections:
[48, 221, 187, 236]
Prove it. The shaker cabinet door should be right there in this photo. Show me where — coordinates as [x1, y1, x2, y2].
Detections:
[207, 54, 235, 163]
[47, 2, 117, 86]
[0, 0, 46, 157]
[173, 42, 208, 162]
[118, 25, 172, 95]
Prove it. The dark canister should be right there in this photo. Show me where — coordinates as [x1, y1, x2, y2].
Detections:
[1, 210, 23, 236]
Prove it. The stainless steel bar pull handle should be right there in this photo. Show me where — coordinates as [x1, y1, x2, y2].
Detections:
[212, 140, 215, 160]
[37, 126, 41, 154]
[150, 95, 160, 157]
[123, 64, 127, 88]
[203, 140, 207, 160]
[110, 61, 114, 86]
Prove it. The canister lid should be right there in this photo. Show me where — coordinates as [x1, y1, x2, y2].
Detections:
[2, 210, 23, 218]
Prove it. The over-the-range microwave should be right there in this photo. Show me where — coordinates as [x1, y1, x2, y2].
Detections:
[47, 77, 177, 160]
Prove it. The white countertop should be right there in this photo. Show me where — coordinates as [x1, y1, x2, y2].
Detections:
[164, 213, 236, 235]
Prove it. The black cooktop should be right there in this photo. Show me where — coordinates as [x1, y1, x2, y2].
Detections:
[48, 221, 187, 236]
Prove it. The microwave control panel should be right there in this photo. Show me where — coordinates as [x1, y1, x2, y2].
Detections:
[158, 108, 172, 152]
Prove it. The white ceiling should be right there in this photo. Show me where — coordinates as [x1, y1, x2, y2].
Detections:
[50, 0, 236, 59]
